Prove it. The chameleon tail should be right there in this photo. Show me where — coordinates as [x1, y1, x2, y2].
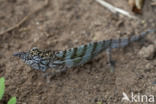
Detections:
[119, 29, 155, 48]
[103, 29, 155, 72]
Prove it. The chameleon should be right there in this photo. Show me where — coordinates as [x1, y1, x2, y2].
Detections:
[13, 29, 155, 73]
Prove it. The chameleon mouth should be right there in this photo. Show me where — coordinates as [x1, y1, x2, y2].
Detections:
[13, 52, 23, 57]
[13, 52, 27, 59]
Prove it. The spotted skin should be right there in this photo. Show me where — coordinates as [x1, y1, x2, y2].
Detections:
[13, 29, 155, 72]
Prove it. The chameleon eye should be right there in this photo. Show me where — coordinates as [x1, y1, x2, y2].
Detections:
[30, 47, 39, 52]
[31, 47, 38, 51]
[29, 47, 39, 56]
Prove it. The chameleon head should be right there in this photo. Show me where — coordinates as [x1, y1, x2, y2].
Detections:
[13, 47, 50, 71]
[13, 51, 29, 61]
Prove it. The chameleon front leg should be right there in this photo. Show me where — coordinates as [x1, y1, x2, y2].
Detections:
[43, 66, 68, 83]
[106, 48, 115, 72]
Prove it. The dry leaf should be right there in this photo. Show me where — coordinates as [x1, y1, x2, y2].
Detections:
[128, 0, 144, 14]
[151, 2, 156, 6]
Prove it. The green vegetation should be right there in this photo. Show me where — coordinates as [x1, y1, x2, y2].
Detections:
[97, 102, 102, 104]
[0, 77, 16, 104]
[8, 97, 16, 104]
[0, 77, 5, 100]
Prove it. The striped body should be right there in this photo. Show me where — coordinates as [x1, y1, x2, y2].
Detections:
[13, 29, 155, 71]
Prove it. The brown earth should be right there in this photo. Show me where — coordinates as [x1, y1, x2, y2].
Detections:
[0, 0, 156, 104]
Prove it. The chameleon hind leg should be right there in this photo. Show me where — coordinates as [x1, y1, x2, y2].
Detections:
[106, 48, 115, 72]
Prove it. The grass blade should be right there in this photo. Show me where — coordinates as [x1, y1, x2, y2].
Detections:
[0, 77, 5, 100]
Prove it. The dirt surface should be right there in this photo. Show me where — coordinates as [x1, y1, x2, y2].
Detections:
[0, 0, 156, 104]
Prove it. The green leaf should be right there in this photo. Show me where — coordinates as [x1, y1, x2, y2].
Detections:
[97, 102, 102, 104]
[8, 97, 16, 104]
[0, 77, 5, 100]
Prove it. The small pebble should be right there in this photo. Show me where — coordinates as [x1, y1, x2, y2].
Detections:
[138, 45, 155, 59]
[145, 63, 154, 70]
[93, 31, 103, 41]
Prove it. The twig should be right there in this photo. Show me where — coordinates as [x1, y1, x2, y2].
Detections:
[0, 0, 49, 35]
[95, 0, 137, 19]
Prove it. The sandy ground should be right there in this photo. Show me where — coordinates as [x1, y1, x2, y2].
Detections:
[0, 0, 156, 104]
